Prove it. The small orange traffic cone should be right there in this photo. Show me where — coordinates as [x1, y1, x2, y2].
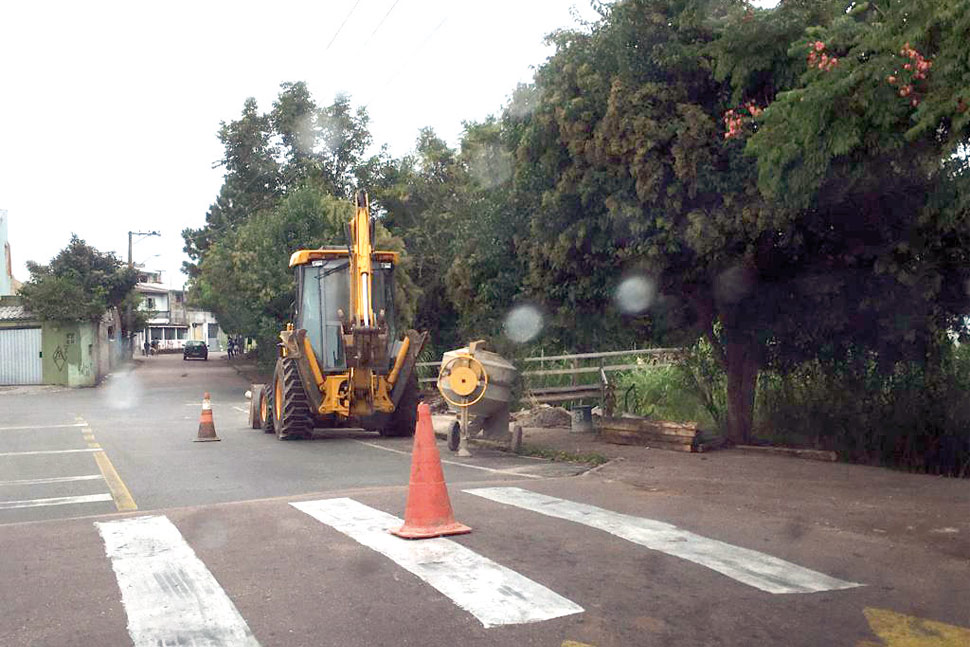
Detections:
[391, 403, 471, 539]
[194, 392, 220, 442]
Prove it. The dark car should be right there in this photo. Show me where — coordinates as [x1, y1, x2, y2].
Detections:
[183, 340, 208, 361]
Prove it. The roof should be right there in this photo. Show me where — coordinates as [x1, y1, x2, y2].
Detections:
[289, 248, 400, 268]
[135, 282, 172, 295]
[0, 303, 31, 321]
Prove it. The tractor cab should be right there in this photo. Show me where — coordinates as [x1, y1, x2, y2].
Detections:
[289, 248, 399, 373]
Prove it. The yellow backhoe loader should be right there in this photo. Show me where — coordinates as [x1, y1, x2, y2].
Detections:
[249, 190, 427, 439]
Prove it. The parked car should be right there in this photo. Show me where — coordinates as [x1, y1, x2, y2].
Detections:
[183, 340, 208, 361]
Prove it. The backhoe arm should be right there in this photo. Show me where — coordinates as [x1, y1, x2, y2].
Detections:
[341, 190, 389, 371]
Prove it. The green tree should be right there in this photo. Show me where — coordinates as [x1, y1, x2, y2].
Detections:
[191, 185, 416, 364]
[715, 0, 970, 422]
[373, 129, 474, 350]
[183, 97, 281, 275]
[508, 0, 970, 444]
[21, 235, 137, 322]
[184, 84, 383, 277]
[445, 118, 527, 342]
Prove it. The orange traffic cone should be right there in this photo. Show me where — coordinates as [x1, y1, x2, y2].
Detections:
[194, 392, 221, 442]
[391, 403, 471, 539]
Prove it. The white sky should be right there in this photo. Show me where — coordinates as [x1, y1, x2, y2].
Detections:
[0, 0, 601, 288]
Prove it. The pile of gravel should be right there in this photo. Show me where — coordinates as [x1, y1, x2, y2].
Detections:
[512, 405, 573, 429]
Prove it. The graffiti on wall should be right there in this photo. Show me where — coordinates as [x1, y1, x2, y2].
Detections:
[52, 346, 67, 372]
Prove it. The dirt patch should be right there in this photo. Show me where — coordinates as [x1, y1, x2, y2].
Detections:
[227, 361, 271, 385]
[512, 405, 573, 428]
[422, 390, 450, 414]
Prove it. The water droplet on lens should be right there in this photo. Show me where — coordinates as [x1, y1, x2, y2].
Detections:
[615, 275, 656, 314]
[504, 304, 544, 343]
[714, 266, 754, 305]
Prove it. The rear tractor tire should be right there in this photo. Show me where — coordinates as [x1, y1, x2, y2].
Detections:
[249, 383, 266, 429]
[379, 373, 419, 437]
[261, 384, 275, 434]
[272, 358, 313, 440]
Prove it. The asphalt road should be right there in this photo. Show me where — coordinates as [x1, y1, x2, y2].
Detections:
[0, 352, 580, 524]
[1, 354, 967, 646]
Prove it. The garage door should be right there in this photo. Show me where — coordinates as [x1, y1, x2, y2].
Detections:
[0, 327, 43, 385]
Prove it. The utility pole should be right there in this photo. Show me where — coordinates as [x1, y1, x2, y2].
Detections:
[126, 230, 160, 358]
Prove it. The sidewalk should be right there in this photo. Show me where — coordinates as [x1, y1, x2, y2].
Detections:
[224, 365, 969, 561]
[225, 359, 270, 385]
[512, 424, 970, 561]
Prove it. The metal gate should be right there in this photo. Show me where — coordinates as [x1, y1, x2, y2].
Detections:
[0, 327, 43, 385]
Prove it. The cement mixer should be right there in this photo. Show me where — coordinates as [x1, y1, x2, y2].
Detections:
[436, 340, 517, 456]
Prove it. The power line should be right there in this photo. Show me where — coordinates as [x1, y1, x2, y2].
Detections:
[325, 0, 363, 52]
[364, 0, 403, 47]
[367, 15, 449, 104]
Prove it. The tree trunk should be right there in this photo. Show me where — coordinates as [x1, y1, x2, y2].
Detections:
[725, 338, 759, 445]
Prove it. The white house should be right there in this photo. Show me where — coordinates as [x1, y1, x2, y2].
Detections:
[134, 269, 225, 353]
[0, 209, 18, 296]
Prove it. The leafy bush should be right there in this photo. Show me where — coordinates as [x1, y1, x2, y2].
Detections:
[756, 345, 970, 477]
[613, 340, 725, 432]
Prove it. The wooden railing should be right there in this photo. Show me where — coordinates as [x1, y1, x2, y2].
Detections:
[417, 347, 684, 408]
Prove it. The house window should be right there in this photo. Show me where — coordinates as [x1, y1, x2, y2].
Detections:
[164, 327, 176, 340]
[176, 328, 187, 340]
[145, 297, 155, 309]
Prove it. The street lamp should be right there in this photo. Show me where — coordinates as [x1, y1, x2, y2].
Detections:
[126, 230, 160, 358]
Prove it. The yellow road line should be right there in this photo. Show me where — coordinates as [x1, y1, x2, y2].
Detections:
[77, 417, 137, 512]
[94, 451, 138, 512]
[863, 607, 970, 646]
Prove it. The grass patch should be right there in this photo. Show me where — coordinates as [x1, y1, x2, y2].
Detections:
[519, 444, 609, 466]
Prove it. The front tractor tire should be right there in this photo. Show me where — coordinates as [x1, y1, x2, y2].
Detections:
[379, 373, 419, 437]
[272, 358, 313, 440]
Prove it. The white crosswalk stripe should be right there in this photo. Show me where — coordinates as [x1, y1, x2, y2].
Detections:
[85, 490, 864, 644]
[95, 515, 260, 647]
[465, 486, 862, 595]
[291, 497, 584, 628]
[0, 493, 112, 510]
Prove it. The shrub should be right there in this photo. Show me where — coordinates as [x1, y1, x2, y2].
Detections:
[756, 345, 970, 476]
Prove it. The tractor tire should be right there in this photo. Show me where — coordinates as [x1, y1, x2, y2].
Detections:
[447, 420, 460, 452]
[380, 373, 419, 437]
[261, 383, 275, 434]
[249, 383, 266, 429]
[272, 358, 313, 440]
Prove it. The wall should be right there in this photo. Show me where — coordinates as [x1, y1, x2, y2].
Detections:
[42, 320, 103, 387]
[2, 294, 115, 386]
[186, 308, 225, 348]
[0, 210, 11, 296]
[98, 309, 123, 376]
[140, 290, 169, 313]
